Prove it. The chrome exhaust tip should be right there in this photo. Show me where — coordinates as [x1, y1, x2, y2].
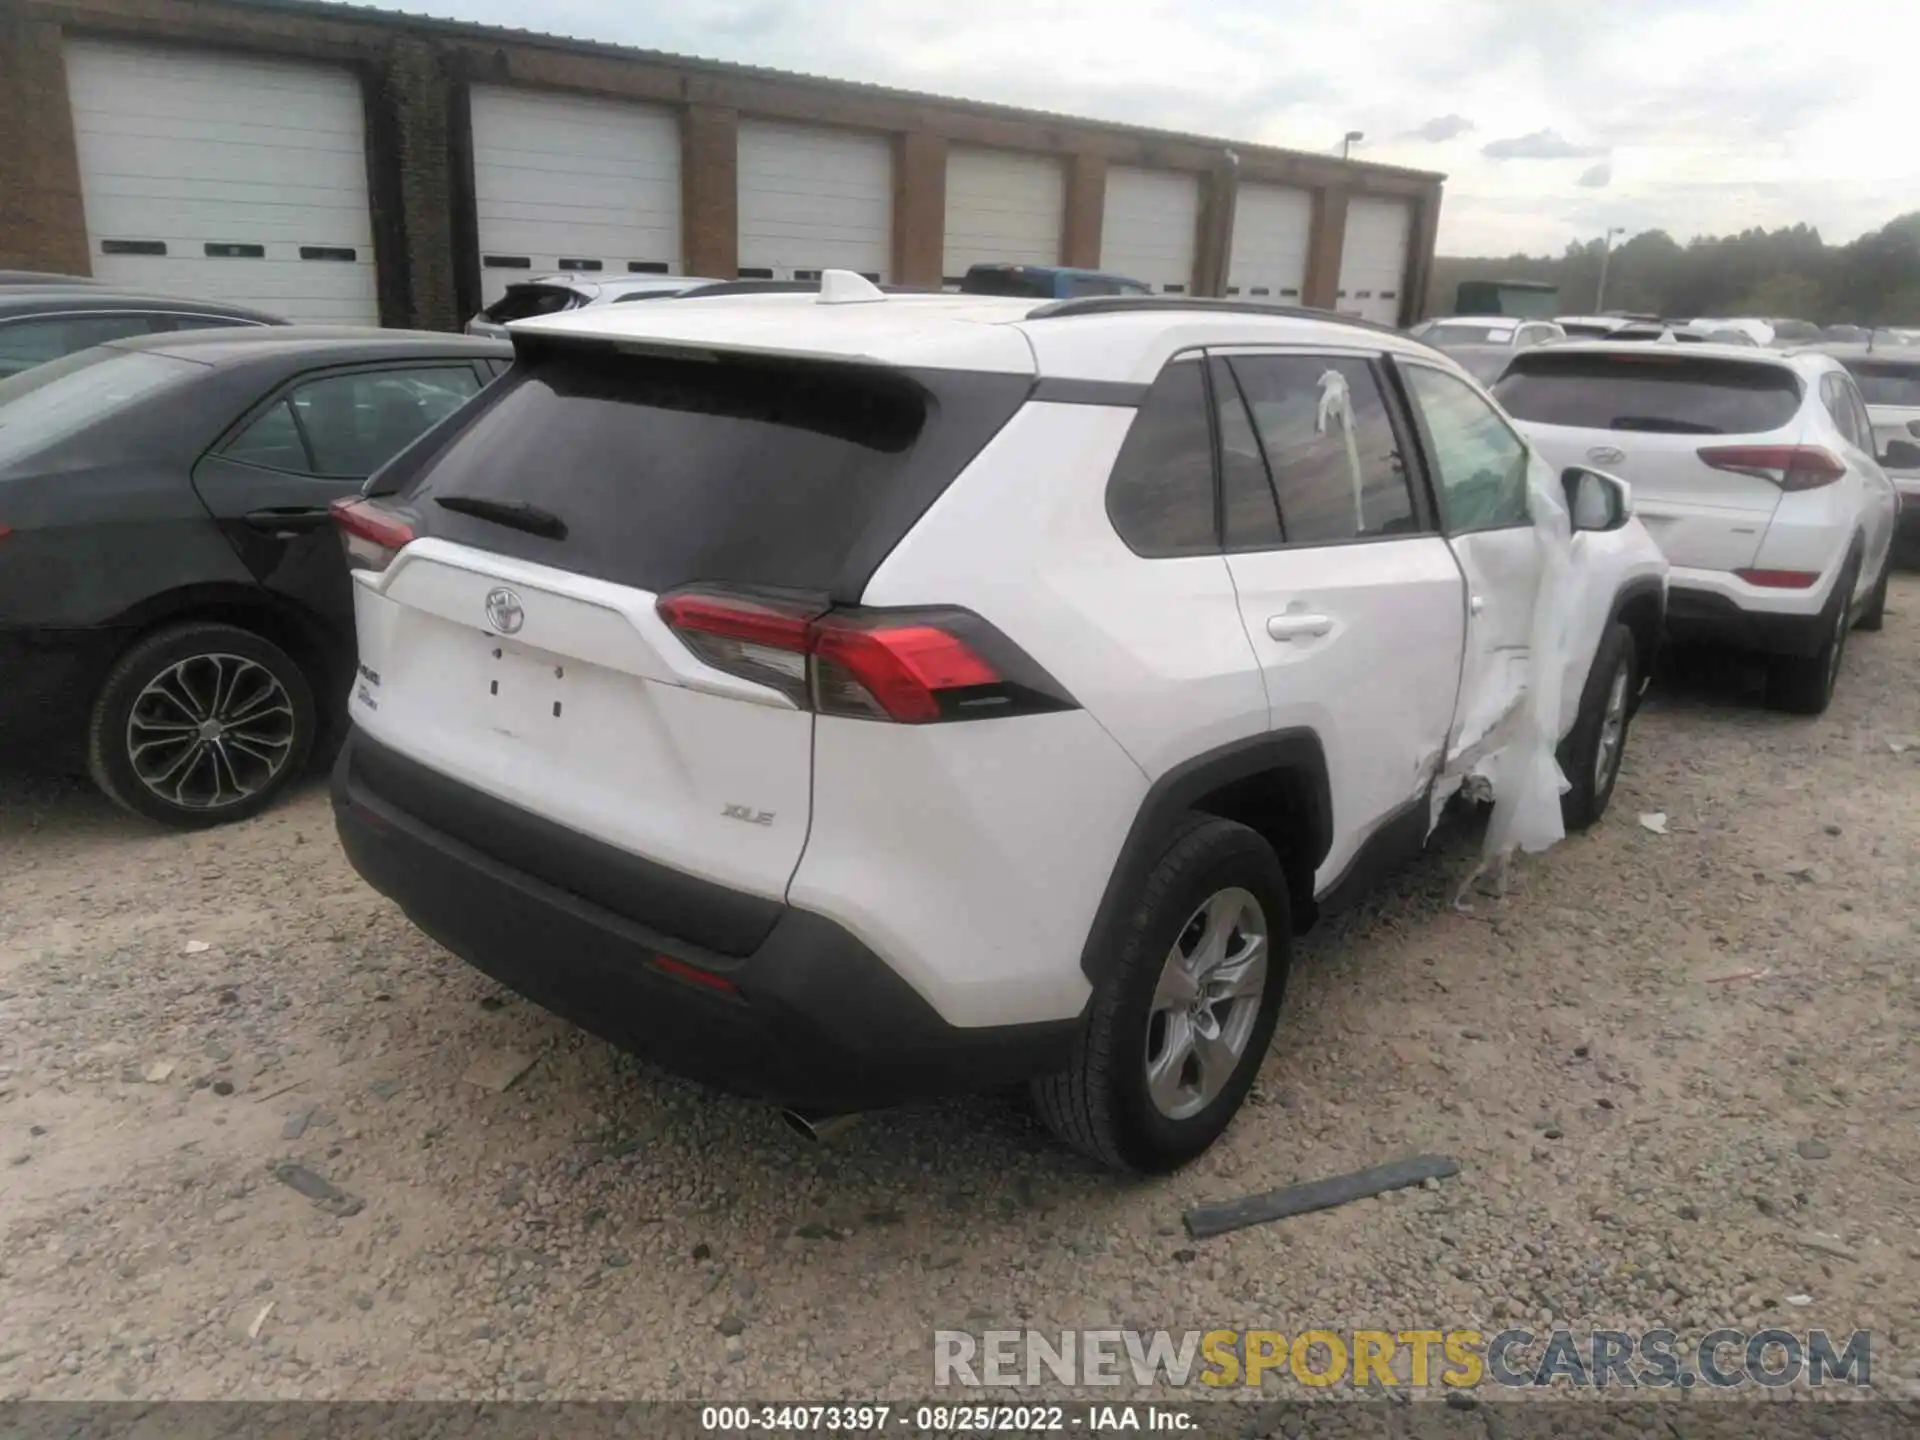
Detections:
[780, 1109, 862, 1143]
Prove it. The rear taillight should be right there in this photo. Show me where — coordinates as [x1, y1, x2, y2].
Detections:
[330, 495, 416, 576]
[1696, 444, 1846, 491]
[1734, 568, 1821, 589]
[331, 496, 415, 572]
[656, 586, 1074, 723]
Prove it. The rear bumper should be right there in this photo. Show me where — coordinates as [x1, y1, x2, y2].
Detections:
[0, 626, 129, 766]
[1665, 586, 1834, 657]
[1899, 492, 1920, 546]
[331, 730, 1077, 1113]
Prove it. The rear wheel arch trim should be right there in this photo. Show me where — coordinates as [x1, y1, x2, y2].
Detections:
[1078, 728, 1331, 987]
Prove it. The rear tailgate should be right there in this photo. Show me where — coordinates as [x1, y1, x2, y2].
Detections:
[1495, 349, 1804, 571]
[346, 337, 1032, 943]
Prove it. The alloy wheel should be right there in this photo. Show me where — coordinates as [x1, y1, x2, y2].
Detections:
[1144, 887, 1269, 1121]
[126, 653, 297, 811]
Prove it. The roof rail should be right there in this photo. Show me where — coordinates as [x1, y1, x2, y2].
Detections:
[1021, 294, 1408, 338]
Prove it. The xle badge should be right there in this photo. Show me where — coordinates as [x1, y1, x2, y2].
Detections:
[722, 804, 776, 826]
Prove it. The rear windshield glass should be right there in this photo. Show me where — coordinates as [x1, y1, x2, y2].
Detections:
[482, 285, 584, 324]
[1842, 361, 1920, 408]
[380, 344, 1031, 597]
[1493, 352, 1803, 435]
[0, 347, 203, 467]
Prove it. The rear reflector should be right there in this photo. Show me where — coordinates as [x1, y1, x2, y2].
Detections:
[1735, 568, 1820, 589]
[331, 496, 415, 572]
[656, 586, 1074, 723]
[1697, 444, 1846, 491]
[650, 954, 740, 996]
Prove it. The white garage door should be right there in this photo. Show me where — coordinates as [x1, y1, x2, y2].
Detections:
[1338, 196, 1414, 326]
[1100, 166, 1199, 294]
[1226, 182, 1311, 303]
[469, 86, 683, 308]
[942, 147, 1063, 283]
[63, 39, 378, 325]
[738, 121, 891, 282]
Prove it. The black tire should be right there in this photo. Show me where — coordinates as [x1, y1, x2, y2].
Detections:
[1856, 552, 1889, 632]
[1557, 622, 1637, 832]
[1032, 815, 1291, 1175]
[88, 622, 315, 829]
[1766, 558, 1858, 716]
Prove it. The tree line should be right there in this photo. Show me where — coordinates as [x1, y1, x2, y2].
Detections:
[1430, 211, 1920, 325]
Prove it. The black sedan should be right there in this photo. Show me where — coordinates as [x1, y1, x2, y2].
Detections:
[0, 327, 511, 827]
[0, 283, 287, 379]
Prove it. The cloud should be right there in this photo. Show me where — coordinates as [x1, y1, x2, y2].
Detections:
[1482, 129, 1607, 160]
[1578, 161, 1613, 188]
[1405, 113, 1474, 142]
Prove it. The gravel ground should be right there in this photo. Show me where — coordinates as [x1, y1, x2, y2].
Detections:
[3, 579, 1918, 1407]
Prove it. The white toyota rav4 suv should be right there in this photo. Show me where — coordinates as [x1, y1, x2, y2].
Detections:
[1494, 341, 1901, 714]
[330, 279, 1667, 1173]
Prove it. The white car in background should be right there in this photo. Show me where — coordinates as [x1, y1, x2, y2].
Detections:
[1412, 317, 1567, 351]
[1554, 315, 1634, 339]
[1493, 341, 1900, 713]
[1799, 342, 1920, 550]
[464, 273, 725, 338]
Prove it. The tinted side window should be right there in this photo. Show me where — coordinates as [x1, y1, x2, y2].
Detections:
[291, 366, 482, 479]
[162, 314, 264, 334]
[1226, 354, 1417, 544]
[0, 313, 160, 378]
[222, 398, 311, 471]
[1404, 363, 1531, 532]
[1106, 358, 1218, 558]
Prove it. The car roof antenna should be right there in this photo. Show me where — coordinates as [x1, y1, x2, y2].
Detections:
[817, 270, 887, 305]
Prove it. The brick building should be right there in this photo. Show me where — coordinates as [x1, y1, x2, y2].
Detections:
[0, 0, 1446, 331]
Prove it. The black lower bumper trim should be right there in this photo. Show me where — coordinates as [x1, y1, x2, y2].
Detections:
[331, 731, 1077, 1113]
[1665, 585, 1831, 658]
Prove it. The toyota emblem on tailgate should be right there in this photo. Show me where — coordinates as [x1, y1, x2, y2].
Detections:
[484, 587, 524, 635]
[1587, 445, 1626, 466]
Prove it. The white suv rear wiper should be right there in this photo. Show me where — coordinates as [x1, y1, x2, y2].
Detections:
[434, 494, 568, 540]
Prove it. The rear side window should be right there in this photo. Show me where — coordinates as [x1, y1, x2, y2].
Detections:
[1105, 358, 1218, 557]
[384, 345, 1030, 598]
[1493, 353, 1802, 435]
[1225, 354, 1418, 544]
[482, 285, 583, 324]
[1844, 361, 1920, 408]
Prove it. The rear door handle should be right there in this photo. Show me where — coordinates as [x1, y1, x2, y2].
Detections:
[243, 507, 331, 535]
[1267, 613, 1333, 642]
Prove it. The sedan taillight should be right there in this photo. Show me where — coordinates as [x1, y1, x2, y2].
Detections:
[331, 497, 415, 572]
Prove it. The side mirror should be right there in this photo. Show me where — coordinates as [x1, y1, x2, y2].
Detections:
[1879, 438, 1920, 470]
[1562, 466, 1632, 532]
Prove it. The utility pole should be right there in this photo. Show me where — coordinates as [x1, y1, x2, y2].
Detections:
[1594, 226, 1626, 311]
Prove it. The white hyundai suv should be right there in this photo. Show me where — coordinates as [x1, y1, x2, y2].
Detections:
[330, 278, 1667, 1173]
[1493, 341, 1900, 714]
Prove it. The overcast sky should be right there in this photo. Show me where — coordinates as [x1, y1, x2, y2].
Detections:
[409, 0, 1914, 256]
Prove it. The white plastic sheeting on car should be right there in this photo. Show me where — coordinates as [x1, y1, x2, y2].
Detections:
[1443, 454, 1578, 906]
